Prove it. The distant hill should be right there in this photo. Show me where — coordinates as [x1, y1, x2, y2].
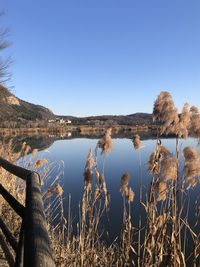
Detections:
[0, 85, 153, 126]
[0, 85, 55, 122]
[58, 113, 153, 126]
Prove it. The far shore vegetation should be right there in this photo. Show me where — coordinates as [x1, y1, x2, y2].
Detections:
[0, 91, 199, 266]
[0, 123, 158, 137]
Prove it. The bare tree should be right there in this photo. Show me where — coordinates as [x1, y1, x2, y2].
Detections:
[0, 11, 11, 84]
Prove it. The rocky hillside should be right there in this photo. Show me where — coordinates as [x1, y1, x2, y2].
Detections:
[0, 85, 153, 126]
[0, 85, 55, 122]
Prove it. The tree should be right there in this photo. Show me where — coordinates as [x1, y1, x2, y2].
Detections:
[0, 11, 11, 84]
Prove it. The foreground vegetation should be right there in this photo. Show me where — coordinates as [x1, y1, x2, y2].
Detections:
[0, 92, 200, 266]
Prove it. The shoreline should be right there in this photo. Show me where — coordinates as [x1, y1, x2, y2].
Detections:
[0, 124, 158, 137]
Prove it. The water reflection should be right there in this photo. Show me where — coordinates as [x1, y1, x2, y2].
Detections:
[31, 136, 199, 244]
[1, 133, 199, 260]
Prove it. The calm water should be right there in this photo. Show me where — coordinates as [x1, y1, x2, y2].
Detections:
[20, 135, 199, 244]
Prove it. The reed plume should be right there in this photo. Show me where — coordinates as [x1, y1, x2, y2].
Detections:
[120, 172, 134, 266]
[34, 159, 48, 169]
[54, 183, 64, 196]
[120, 173, 130, 197]
[97, 131, 112, 209]
[100, 172, 110, 209]
[180, 103, 190, 127]
[183, 147, 200, 188]
[148, 144, 175, 202]
[85, 148, 94, 171]
[83, 148, 94, 188]
[120, 173, 134, 203]
[190, 106, 199, 113]
[98, 128, 113, 154]
[28, 91, 200, 266]
[148, 144, 171, 174]
[148, 151, 159, 174]
[189, 105, 200, 138]
[183, 146, 199, 161]
[175, 102, 190, 138]
[160, 157, 178, 182]
[127, 187, 134, 203]
[156, 181, 167, 202]
[132, 134, 141, 150]
[158, 145, 171, 158]
[153, 91, 179, 135]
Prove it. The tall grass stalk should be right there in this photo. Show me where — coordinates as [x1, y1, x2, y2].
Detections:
[1, 91, 200, 266]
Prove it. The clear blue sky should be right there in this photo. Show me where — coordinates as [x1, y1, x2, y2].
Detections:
[1, 0, 200, 116]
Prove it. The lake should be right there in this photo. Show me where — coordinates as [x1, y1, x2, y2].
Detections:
[4, 133, 199, 264]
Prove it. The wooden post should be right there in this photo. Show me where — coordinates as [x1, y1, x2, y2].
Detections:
[24, 172, 55, 267]
[0, 157, 55, 266]
[15, 220, 24, 267]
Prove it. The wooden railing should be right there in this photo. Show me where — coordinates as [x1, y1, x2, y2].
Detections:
[0, 157, 55, 267]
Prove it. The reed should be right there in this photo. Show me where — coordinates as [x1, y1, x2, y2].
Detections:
[0, 140, 29, 263]
[0, 91, 199, 267]
[119, 173, 134, 266]
[132, 134, 141, 150]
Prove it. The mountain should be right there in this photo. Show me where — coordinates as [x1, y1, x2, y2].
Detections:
[58, 112, 153, 126]
[0, 85, 55, 122]
[0, 85, 153, 126]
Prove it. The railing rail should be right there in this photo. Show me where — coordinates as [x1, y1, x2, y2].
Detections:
[0, 156, 55, 267]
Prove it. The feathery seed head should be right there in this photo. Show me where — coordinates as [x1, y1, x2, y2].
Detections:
[149, 145, 171, 175]
[34, 159, 48, 169]
[84, 168, 92, 187]
[148, 151, 159, 174]
[189, 106, 200, 137]
[181, 103, 190, 126]
[153, 91, 179, 135]
[160, 157, 178, 181]
[54, 183, 63, 196]
[183, 147, 200, 187]
[98, 128, 113, 154]
[156, 181, 167, 202]
[133, 134, 141, 150]
[190, 106, 199, 114]
[183, 147, 199, 161]
[120, 173, 130, 196]
[85, 148, 94, 171]
[127, 187, 135, 203]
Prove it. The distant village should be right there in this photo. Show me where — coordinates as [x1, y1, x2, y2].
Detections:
[48, 118, 118, 126]
[48, 118, 72, 124]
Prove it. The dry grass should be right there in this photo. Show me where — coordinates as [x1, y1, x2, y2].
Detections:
[0, 140, 28, 266]
[132, 134, 141, 150]
[46, 125, 199, 267]
[98, 128, 113, 154]
[0, 91, 200, 266]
